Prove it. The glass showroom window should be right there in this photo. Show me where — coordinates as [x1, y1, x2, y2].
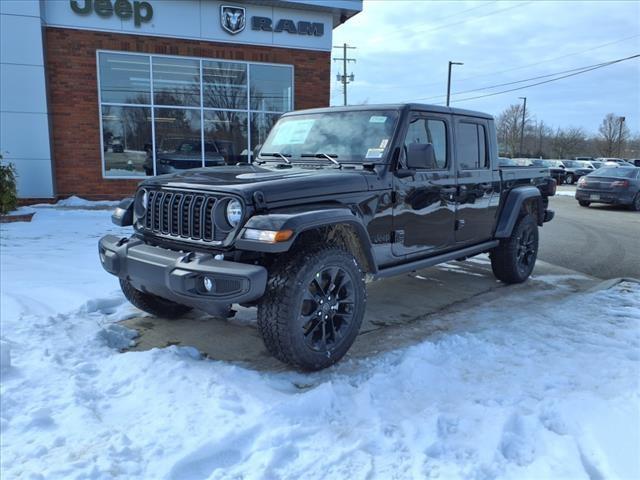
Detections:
[98, 52, 292, 178]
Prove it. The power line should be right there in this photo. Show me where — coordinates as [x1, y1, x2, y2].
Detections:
[388, 34, 640, 93]
[411, 58, 626, 102]
[376, 1, 530, 43]
[451, 33, 640, 85]
[439, 53, 639, 104]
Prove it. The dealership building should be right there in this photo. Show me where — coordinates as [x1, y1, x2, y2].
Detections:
[0, 0, 362, 200]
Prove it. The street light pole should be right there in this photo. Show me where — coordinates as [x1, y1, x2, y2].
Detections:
[519, 96, 527, 156]
[618, 116, 626, 157]
[446, 61, 463, 107]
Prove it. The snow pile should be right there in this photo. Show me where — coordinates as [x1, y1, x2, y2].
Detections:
[1, 206, 639, 479]
[554, 190, 577, 197]
[33, 195, 121, 208]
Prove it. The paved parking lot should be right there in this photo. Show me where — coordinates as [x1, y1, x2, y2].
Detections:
[540, 188, 640, 279]
[122, 258, 598, 370]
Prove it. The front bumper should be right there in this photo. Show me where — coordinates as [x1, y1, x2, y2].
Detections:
[575, 189, 635, 205]
[99, 235, 268, 313]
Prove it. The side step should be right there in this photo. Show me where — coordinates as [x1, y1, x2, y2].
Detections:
[374, 240, 499, 279]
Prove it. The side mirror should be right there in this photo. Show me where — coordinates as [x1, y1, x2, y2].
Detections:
[406, 143, 436, 170]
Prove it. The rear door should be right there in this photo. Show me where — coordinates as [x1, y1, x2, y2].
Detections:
[453, 117, 500, 244]
[392, 112, 457, 257]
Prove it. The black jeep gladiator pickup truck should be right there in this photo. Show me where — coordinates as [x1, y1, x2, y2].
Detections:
[99, 104, 556, 370]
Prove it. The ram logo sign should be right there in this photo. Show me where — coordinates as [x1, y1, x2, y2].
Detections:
[220, 5, 246, 35]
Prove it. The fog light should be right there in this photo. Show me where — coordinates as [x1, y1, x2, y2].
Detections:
[203, 276, 215, 292]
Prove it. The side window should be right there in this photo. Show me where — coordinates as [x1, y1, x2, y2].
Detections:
[457, 122, 488, 169]
[402, 117, 447, 169]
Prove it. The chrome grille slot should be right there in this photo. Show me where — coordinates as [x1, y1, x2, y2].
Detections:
[140, 189, 236, 244]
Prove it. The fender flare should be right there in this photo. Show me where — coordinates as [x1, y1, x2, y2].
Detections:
[494, 186, 543, 238]
[236, 208, 377, 272]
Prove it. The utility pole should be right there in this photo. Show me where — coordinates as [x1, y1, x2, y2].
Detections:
[618, 116, 626, 157]
[519, 96, 527, 156]
[332, 43, 356, 106]
[446, 61, 463, 107]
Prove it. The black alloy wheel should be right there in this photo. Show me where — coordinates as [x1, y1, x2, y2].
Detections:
[515, 225, 537, 275]
[300, 266, 355, 353]
[490, 214, 539, 284]
[257, 246, 366, 370]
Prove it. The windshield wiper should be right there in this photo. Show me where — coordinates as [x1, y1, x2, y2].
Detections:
[259, 152, 291, 164]
[300, 153, 341, 167]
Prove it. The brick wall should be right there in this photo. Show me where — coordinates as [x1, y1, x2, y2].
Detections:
[44, 27, 330, 200]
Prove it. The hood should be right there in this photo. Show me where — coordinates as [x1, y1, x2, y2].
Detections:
[140, 163, 373, 204]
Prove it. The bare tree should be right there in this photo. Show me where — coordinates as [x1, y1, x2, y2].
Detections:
[496, 104, 531, 156]
[551, 127, 586, 158]
[597, 113, 630, 157]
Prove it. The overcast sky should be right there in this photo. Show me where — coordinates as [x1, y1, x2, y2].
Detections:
[330, 0, 640, 135]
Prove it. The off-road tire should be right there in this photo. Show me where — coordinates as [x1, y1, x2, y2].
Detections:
[257, 246, 366, 371]
[490, 214, 539, 284]
[578, 200, 590, 207]
[630, 193, 640, 212]
[119, 279, 192, 318]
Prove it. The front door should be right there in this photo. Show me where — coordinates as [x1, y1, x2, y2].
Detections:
[453, 117, 499, 244]
[392, 113, 457, 257]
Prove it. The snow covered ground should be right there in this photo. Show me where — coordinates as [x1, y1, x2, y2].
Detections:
[1, 204, 639, 480]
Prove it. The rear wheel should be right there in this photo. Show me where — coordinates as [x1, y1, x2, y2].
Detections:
[578, 200, 590, 207]
[490, 214, 539, 284]
[120, 279, 192, 318]
[257, 246, 366, 370]
[631, 193, 640, 211]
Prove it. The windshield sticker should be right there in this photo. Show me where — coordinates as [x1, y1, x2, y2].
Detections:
[379, 139, 389, 149]
[366, 148, 385, 159]
[272, 119, 315, 145]
[369, 116, 388, 124]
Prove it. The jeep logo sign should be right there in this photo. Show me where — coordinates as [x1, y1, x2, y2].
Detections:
[69, 0, 153, 27]
[220, 5, 246, 35]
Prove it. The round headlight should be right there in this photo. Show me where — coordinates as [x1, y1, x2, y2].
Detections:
[134, 188, 148, 218]
[226, 199, 243, 227]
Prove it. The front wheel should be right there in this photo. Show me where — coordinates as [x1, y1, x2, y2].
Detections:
[490, 214, 539, 284]
[578, 200, 590, 207]
[257, 246, 366, 370]
[565, 174, 574, 184]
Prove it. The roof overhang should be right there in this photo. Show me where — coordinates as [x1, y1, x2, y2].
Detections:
[241, 0, 363, 28]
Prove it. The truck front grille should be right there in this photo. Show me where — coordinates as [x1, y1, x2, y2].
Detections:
[142, 190, 234, 243]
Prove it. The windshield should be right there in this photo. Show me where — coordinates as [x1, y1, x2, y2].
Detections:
[563, 160, 580, 168]
[259, 110, 399, 162]
[591, 167, 638, 178]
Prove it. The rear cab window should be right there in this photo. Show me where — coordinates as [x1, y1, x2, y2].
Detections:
[456, 121, 488, 170]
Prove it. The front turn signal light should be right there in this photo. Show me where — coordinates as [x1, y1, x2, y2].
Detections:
[242, 228, 293, 243]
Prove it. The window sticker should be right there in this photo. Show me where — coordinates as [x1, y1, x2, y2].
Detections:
[369, 116, 388, 124]
[272, 119, 315, 145]
[379, 138, 389, 149]
[366, 148, 385, 159]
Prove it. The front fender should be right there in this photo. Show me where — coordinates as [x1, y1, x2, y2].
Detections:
[494, 186, 543, 238]
[235, 208, 376, 271]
